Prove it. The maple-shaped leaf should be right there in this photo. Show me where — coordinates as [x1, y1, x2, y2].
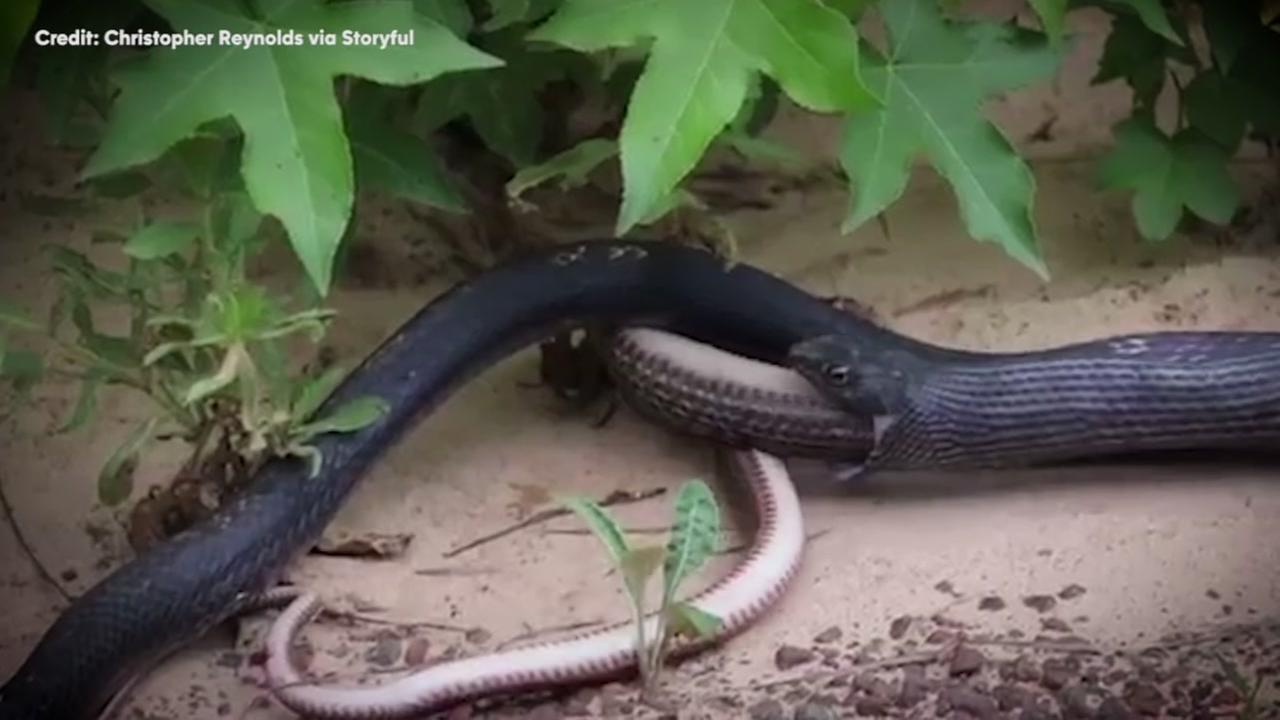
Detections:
[346, 82, 463, 211]
[839, 0, 1062, 277]
[1097, 117, 1239, 241]
[83, 0, 500, 295]
[416, 27, 586, 167]
[531, 0, 874, 234]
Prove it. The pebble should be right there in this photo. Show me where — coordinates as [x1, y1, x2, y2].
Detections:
[748, 698, 786, 720]
[898, 664, 930, 708]
[1059, 583, 1088, 600]
[1124, 681, 1166, 716]
[775, 644, 817, 670]
[1024, 594, 1058, 613]
[949, 645, 987, 676]
[978, 596, 1007, 611]
[1042, 657, 1077, 690]
[813, 626, 843, 644]
[888, 615, 912, 639]
[1041, 617, 1073, 633]
[404, 637, 430, 666]
[1059, 683, 1108, 719]
[365, 636, 401, 667]
[941, 685, 1000, 719]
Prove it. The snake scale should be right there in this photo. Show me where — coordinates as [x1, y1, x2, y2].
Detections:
[3, 239, 1278, 718]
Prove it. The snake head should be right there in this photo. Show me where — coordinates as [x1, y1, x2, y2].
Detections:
[787, 335, 919, 416]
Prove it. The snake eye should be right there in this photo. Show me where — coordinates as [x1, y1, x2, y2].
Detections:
[823, 363, 851, 386]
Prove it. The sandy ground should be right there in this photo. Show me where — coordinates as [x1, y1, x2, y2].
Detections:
[2, 8, 1280, 720]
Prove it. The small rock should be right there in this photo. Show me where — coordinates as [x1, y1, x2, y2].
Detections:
[941, 685, 999, 719]
[1124, 682, 1166, 716]
[1041, 617, 1072, 633]
[1059, 583, 1087, 600]
[793, 699, 838, 720]
[465, 627, 492, 644]
[775, 645, 816, 670]
[1059, 684, 1107, 719]
[365, 637, 400, 667]
[898, 664, 930, 708]
[214, 652, 242, 669]
[1023, 594, 1058, 613]
[748, 698, 786, 720]
[949, 645, 986, 676]
[1042, 657, 1075, 690]
[888, 615, 912, 639]
[813, 626, 843, 644]
[1098, 697, 1136, 720]
[1014, 654, 1042, 683]
[935, 579, 957, 595]
[978, 596, 1007, 611]
[404, 637, 430, 666]
[993, 684, 1032, 711]
[852, 695, 890, 717]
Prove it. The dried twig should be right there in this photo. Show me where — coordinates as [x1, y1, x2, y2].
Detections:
[442, 487, 667, 558]
[497, 619, 606, 650]
[0, 474, 72, 603]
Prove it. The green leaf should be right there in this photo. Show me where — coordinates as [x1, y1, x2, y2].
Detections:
[292, 395, 389, 438]
[1097, 117, 1240, 241]
[0, 297, 40, 331]
[1091, 12, 1167, 109]
[291, 365, 347, 422]
[98, 417, 157, 506]
[620, 544, 666, 599]
[83, 0, 502, 296]
[0, 0, 40, 86]
[820, 0, 874, 20]
[413, 0, 473, 35]
[57, 370, 103, 434]
[1202, 0, 1254, 73]
[483, 0, 530, 30]
[532, 0, 874, 234]
[662, 479, 720, 602]
[347, 85, 464, 212]
[1027, 0, 1067, 42]
[667, 601, 723, 640]
[506, 138, 618, 202]
[1184, 71, 1247, 152]
[1110, 0, 1181, 45]
[561, 495, 631, 564]
[184, 345, 242, 405]
[721, 131, 805, 170]
[123, 221, 201, 260]
[839, 0, 1060, 277]
[416, 29, 574, 166]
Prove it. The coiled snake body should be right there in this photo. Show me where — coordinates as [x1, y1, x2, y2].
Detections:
[2, 240, 1278, 718]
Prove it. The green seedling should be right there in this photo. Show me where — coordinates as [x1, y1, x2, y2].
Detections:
[562, 479, 725, 691]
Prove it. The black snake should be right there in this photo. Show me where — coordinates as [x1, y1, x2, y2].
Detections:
[2, 240, 1277, 718]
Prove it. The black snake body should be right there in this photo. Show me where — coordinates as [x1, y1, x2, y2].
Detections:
[790, 332, 1280, 470]
[3, 240, 1278, 718]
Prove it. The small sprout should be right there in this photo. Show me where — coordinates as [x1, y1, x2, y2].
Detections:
[562, 479, 723, 692]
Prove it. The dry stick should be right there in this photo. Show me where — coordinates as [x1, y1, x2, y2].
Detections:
[0, 474, 72, 603]
[442, 487, 667, 558]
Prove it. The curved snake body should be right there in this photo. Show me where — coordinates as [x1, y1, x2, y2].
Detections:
[265, 449, 801, 719]
[5, 240, 1280, 717]
[0, 241, 886, 719]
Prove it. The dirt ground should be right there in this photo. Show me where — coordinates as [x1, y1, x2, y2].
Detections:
[2, 7, 1280, 720]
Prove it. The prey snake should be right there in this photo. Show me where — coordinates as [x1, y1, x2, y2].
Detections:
[3, 240, 1279, 718]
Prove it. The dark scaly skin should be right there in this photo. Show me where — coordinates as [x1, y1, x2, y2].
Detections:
[0, 241, 903, 719]
[790, 331, 1280, 470]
